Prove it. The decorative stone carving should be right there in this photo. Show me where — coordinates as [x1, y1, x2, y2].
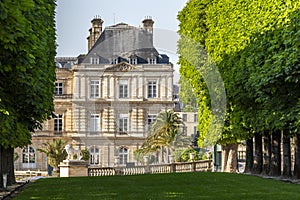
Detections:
[64, 144, 82, 160]
[106, 62, 136, 72]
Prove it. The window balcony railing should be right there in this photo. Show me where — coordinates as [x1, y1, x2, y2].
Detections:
[54, 94, 73, 99]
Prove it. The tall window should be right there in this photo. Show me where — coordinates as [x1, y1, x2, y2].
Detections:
[90, 80, 100, 98]
[54, 114, 63, 132]
[89, 146, 100, 165]
[119, 147, 128, 165]
[119, 80, 128, 98]
[22, 147, 35, 164]
[90, 114, 100, 132]
[148, 81, 157, 98]
[194, 114, 198, 122]
[182, 114, 187, 122]
[55, 82, 63, 95]
[119, 114, 128, 132]
[147, 114, 156, 131]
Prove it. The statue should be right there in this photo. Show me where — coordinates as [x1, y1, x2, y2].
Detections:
[64, 144, 82, 161]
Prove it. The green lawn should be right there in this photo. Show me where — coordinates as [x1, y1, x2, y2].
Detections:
[14, 172, 300, 200]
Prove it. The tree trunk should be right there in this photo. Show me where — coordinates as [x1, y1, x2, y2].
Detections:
[282, 131, 291, 178]
[0, 145, 2, 190]
[0, 145, 16, 190]
[269, 131, 281, 176]
[293, 134, 300, 179]
[221, 145, 229, 172]
[244, 138, 253, 173]
[222, 144, 238, 173]
[8, 147, 16, 185]
[252, 133, 263, 174]
[262, 134, 271, 175]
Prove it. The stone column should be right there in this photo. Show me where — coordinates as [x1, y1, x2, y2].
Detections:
[109, 76, 115, 99]
[103, 76, 109, 98]
[138, 76, 143, 98]
[167, 76, 173, 99]
[132, 76, 137, 99]
[160, 76, 166, 99]
[80, 76, 86, 99]
[128, 77, 131, 99]
[74, 76, 80, 99]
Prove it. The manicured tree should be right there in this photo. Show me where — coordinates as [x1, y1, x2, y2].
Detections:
[236, 9, 300, 176]
[178, 0, 227, 149]
[0, 0, 56, 187]
[178, 77, 198, 112]
[178, 0, 300, 176]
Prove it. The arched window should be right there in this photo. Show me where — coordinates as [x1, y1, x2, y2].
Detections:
[89, 146, 100, 165]
[119, 147, 128, 165]
[22, 146, 36, 168]
[22, 147, 35, 164]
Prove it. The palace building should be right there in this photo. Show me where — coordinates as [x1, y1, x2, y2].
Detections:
[14, 17, 174, 170]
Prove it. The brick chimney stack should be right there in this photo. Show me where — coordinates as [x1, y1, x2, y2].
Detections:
[87, 16, 103, 51]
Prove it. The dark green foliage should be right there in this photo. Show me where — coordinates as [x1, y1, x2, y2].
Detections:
[180, 148, 199, 162]
[81, 149, 90, 161]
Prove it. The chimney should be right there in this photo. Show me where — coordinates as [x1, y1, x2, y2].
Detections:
[142, 16, 154, 45]
[87, 16, 104, 51]
[142, 16, 154, 34]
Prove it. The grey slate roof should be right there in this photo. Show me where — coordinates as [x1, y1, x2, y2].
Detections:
[80, 23, 169, 64]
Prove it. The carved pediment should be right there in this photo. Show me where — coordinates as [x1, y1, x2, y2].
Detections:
[105, 62, 137, 72]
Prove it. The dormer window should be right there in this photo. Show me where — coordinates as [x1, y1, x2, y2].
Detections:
[148, 57, 156, 64]
[111, 57, 118, 64]
[90, 57, 99, 64]
[129, 55, 137, 65]
[130, 58, 137, 65]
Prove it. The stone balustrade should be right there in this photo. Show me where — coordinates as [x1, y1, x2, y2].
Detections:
[88, 160, 212, 176]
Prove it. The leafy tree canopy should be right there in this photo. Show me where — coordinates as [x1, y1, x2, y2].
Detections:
[178, 0, 300, 146]
[0, 0, 57, 148]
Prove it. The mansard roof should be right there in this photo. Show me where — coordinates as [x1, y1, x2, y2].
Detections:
[80, 22, 169, 65]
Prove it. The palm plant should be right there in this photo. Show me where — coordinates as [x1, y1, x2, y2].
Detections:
[37, 139, 67, 171]
[137, 110, 184, 155]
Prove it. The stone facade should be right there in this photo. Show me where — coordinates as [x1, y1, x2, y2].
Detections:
[177, 112, 198, 138]
[14, 17, 174, 170]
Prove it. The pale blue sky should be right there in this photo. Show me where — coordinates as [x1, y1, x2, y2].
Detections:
[55, 0, 188, 58]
